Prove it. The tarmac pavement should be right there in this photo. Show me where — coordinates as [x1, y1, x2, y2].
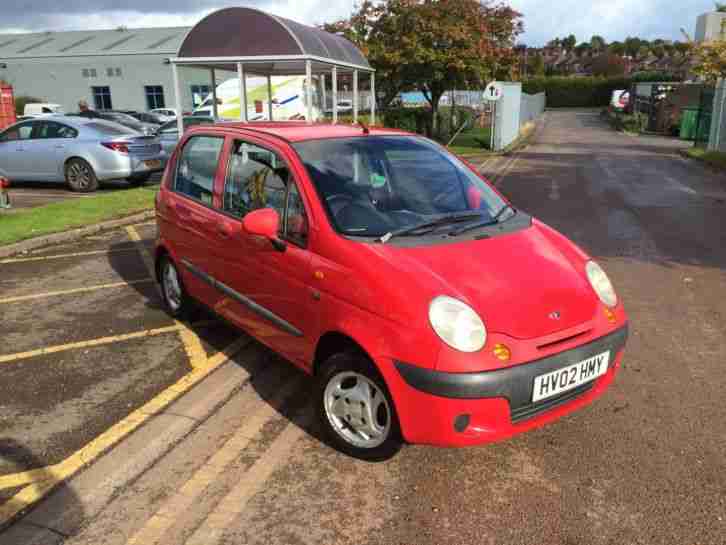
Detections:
[1, 110, 725, 544]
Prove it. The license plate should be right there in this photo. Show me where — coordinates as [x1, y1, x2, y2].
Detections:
[144, 160, 161, 169]
[532, 351, 610, 403]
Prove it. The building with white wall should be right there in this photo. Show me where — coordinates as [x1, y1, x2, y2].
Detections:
[0, 27, 232, 113]
[695, 11, 726, 42]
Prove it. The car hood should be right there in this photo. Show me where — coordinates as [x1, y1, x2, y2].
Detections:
[366, 222, 597, 340]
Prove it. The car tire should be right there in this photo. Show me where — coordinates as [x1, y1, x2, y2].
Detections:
[159, 255, 193, 319]
[65, 158, 99, 193]
[317, 352, 402, 461]
[127, 173, 152, 186]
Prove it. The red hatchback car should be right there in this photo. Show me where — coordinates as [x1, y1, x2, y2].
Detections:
[155, 122, 628, 460]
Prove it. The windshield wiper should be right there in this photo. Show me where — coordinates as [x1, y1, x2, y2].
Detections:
[447, 204, 516, 236]
[379, 212, 483, 243]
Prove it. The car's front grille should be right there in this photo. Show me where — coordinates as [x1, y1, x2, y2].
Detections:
[510, 382, 594, 423]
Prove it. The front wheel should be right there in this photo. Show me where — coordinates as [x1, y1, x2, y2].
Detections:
[65, 158, 98, 192]
[317, 353, 402, 461]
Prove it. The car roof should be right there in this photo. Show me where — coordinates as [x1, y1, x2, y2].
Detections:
[207, 121, 411, 143]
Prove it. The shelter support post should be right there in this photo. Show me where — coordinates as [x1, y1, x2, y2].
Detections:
[321, 74, 327, 120]
[267, 75, 273, 121]
[370, 72, 375, 126]
[210, 68, 218, 118]
[353, 69, 358, 123]
[305, 60, 313, 124]
[172, 63, 183, 135]
[237, 63, 247, 122]
[332, 66, 338, 124]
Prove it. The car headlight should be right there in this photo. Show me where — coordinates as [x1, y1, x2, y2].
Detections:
[428, 296, 487, 353]
[586, 261, 617, 308]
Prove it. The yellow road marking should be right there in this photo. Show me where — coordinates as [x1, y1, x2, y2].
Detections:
[0, 279, 154, 305]
[184, 416, 308, 545]
[0, 248, 139, 264]
[0, 336, 249, 526]
[0, 468, 53, 491]
[0, 324, 183, 364]
[125, 378, 300, 545]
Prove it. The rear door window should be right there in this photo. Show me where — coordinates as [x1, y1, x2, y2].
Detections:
[174, 135, 225, 206]
[0, 122, 35, 142]
[36, 121, 78, 139]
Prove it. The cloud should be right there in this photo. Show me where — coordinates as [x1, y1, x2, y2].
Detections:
[0, 0, 717, 47]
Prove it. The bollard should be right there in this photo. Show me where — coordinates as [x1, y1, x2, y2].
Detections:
[0, 176, 11, 209]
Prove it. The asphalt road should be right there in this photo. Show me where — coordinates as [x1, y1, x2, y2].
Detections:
[2, 110, 725, 544]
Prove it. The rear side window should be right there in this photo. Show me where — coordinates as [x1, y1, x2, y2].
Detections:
[0, 122, 34, 142]
[174, 135, 225, 206]
[36, 121, 78, 139]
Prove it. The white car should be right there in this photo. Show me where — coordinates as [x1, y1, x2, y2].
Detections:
[150, 108, 178, 122]
[23, 103, 64, 118]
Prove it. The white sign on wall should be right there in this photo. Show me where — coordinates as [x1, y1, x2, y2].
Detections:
[484, 81, 503, 102]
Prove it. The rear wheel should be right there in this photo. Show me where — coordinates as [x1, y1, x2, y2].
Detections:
[317, 352, 402, 461]
[126, 173, 152, 186]
[65, 158, 98, 193]
[159, 255, 193, 319]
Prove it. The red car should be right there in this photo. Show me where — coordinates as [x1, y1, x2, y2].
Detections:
[155, 122, 628, 460]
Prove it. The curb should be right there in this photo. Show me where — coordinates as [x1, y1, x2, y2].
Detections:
[0, 210, 156, 259]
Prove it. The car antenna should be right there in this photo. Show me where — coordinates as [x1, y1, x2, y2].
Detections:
[358, 120, 370, 135]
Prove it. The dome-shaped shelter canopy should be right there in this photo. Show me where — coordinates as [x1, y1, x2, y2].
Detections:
[169, 7, 375, 128]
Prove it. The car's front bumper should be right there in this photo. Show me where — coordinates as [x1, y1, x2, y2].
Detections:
[380, 324, 628, 447]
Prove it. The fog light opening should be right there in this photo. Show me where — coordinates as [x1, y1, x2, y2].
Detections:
[454, 414, 470, 433]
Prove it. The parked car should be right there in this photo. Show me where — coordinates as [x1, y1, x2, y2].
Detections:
[150, 108, 180, 122]
[23, 103, 64, 117]
[119, 110, 165, 126]
[154, 122, 629, 460]
[157, 116, 215, 156]
[0, 117, 165, 192]
[71, 110, 158, 135]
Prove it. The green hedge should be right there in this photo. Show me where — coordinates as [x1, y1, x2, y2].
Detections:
[522, 77, 631, 108]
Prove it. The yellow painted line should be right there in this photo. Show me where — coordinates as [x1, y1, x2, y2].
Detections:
[0, 248, 139, 264]
[179, 323, 207, 369]
[0, 336, 249, 527]
[0, 324, 183, 364]
[0, 468, 53, 491]
[0, 279, 154, 305]
[185, 416, 308, 545]
[132, 220, 157, 227]
[125, 378, 300, 545]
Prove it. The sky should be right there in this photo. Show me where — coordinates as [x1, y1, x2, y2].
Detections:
[0, 0, 718, 46]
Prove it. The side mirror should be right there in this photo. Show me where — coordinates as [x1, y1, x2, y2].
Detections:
[242, 208, 285, 250]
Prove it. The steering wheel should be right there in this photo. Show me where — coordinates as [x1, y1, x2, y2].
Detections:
[326, 194, 354, 216]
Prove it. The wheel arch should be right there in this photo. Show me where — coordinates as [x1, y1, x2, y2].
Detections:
[313, 331, 373, 376]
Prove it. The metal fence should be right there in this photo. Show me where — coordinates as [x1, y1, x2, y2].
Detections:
[706, 80, 726, 152]
[696, 86, 715, 149]
[520, 92, 545, 127]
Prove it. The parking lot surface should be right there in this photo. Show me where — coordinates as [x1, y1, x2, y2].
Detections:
[1, 110, 725, 544]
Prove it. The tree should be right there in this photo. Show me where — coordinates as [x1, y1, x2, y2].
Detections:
[608, 41, 626, 56]
[327, 0, 523, 137]
[590, 35, 607, 52]
[591, 53, 627, 77]
[693, 40, 726, 81]
[716, 3, 726, 12]
[527, 54, 545, 76]
[562, 34, 577, 51]
[624, 36, 644, 57]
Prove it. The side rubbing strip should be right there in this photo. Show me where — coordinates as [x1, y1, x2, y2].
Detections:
[181, 259, 303, 338]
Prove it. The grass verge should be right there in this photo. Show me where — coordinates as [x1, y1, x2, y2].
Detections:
[0, 185, 158, 246]
[448, 127, 492, 156]
[685, 147, 726, 171]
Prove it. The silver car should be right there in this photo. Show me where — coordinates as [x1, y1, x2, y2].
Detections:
[158, 116, 215, 157]
[0, 116, 165, 192]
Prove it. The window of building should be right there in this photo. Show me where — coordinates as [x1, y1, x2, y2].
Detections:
[82, 68, 89, 78]
[174, 136, 225, 206]
[106, 67, 114, 77]
[144, 86, 165, 110]
[92, 86, 112, 110]
[191, 84, 212, 108]
[89, 68, 97, 78]
[115, 68, 122, 77]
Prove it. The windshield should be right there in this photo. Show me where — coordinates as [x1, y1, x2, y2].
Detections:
[293, 136, 509, 238]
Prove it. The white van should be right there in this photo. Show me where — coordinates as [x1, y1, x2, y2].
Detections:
[23, 103, 64, 117]
[193, 76, 323, 121]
